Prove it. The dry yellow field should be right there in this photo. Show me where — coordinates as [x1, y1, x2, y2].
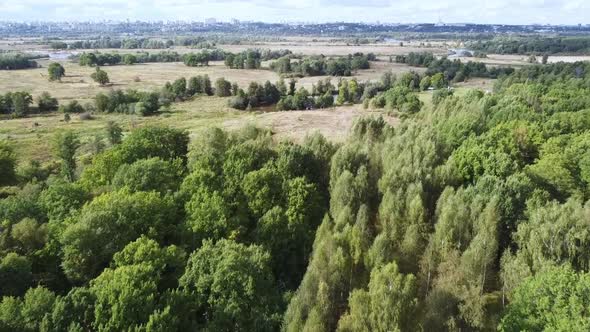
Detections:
[0, 60, 281, 103]
[0, 58, 423, 103]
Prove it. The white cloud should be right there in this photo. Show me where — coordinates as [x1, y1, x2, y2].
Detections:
[0, 0, 587, 24]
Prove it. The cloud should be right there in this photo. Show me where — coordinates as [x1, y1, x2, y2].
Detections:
[0, 0, 587, 24]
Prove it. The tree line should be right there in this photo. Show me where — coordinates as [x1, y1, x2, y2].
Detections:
[51, 37, 173, 50]
[77, 51, 184, 66]
[270, 53, 375, 77]
[394, 52, 515, 82]
[469, 36, 590, 55]
[0, 53, 39, 70]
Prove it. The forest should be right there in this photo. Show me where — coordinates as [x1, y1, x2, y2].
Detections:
[1, 53, 590, 331]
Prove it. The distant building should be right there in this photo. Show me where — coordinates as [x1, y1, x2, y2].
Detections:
[204, 18, 217, 25]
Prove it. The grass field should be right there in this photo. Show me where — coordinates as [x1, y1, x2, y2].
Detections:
[0, 58, 423, 103]
[0, 95, 393, 165]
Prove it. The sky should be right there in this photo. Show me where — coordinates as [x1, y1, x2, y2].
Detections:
[0, 0, 588, 25]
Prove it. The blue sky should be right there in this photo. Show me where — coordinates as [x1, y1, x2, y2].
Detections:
[0, 0, 588, 25]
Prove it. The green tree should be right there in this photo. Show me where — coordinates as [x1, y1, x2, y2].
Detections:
[60, 189, 178, 282]
[91, 263, 160, 331]
[338, 262, 418, 332]
[179, 239, 281, 331]
[53, 130, 80, 181]
[105, 121, 123, 145]
[499, 266, 590, 332]
[123, 54, 137, 65]
[0, 140, 17, 187]
[91, 67, 110, 85]
[0, 252, 32, 297]
[112, 157, 184, 193]
[47, 62, 65, 81]
[10, 91, 33, 118]
[431, 72, 445, 89]
[215, 77, 232, 97]
[39, 179, 89, 221]
[37, 92, 59, 112]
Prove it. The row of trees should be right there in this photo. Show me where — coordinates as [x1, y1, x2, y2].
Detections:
[78, 51, 184, 66]
[0, 53, 38, 70]
[270, 53, 374, 77]
[51, 37, 173, 50]
[469, 36, 590, 55]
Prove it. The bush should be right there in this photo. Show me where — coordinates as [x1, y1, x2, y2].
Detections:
[37, 92, 58, 112]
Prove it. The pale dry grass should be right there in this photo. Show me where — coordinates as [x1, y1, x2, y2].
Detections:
[0, 60, 281, 103]
[0, 95, 397, 163]
[222, 104, 397, 143]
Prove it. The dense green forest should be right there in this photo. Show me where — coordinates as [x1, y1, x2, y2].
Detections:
[1, 60, 590, 331]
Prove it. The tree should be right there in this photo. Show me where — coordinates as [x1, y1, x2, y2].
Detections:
[0, 140, 17, 186]
[40, 287, 96, 332]
[288, 79, 296, 96]
[91, 263, 160, 331]
[123, 54, 137, 65]
[91, 67, 110, 85]
[105, 122, 121, 148]
[338, 262, 418, 332]
[10, 91, 33, 118]
[179, 239, 281, 331]
[37, 92, 58, 112]
[47, 62, 65, 81]
[11, 218, 48, 253]
[53, 130, 80, 181]
[59, 100, 85, 114]
[215, 78, 232, 97]
[337, 80, 349, 105]
[20, 286, 56, 331]
[420, 75, 431, 91]
[0, 253, 32, 297]
[431, 72, 445, 89]
[60, 189, 178, 282]
[171, 77, 187, 99]
[499, 266, 590, 332]
[112, 157, 184, 193]
[39, 179, 89, 221]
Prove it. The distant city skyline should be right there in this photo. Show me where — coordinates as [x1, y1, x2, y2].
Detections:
[0, 0, 588, 25]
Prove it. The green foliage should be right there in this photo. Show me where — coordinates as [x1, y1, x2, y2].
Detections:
[0, 140, 17, 187]
[53, 130, 80, 182]
[105, 121, 123, 145]
[47, 62, 65, 81]
[39, 180, 89, 221]
[337, 262, 418, 332]
[112, 157, 184, 194]
[180, 239, 281, 331]
[59, 189, 178, 282]
[499, 266, 590, 331]
[90, 67, 109, 85]
[37, 92, 59, 112]
[0, 253, 32, 297]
